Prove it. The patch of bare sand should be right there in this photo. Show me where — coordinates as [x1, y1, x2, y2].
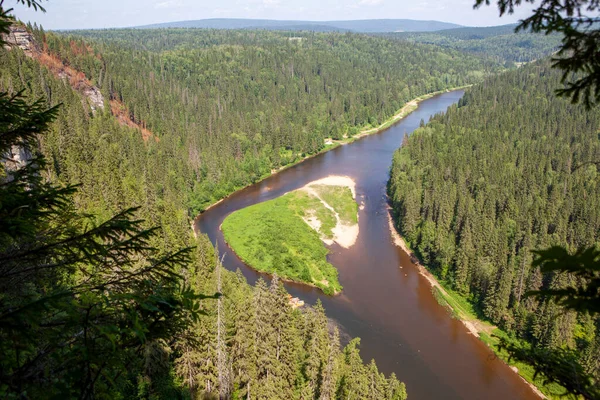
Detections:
[306, 175, 356, 198]
[299, 175, 358, 248]
[303, 212, 334, 246]
[331, 223, 359, 248]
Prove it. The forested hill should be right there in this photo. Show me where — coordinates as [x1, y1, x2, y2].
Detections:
[388, 61, 600, 395]
[0, 24, 494, 399]
[0, 25, 409, 399]
[384, 25, 561, 65]
[42, 28, 496, 213]
[135, 18, 462, 32]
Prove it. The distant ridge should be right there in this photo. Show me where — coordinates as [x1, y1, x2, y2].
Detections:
[134, 18, 463, 32]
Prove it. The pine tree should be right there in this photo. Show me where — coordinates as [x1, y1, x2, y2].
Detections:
[338, 339, 368, 399]
[216, 255, 231, 398]
[0, 5, 205, 398]
[229, 271, 258, 399]
[319, 327, 340, 400]
[386, 373, 408, 400]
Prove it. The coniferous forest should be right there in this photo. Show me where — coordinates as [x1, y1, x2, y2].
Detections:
[1, 1, 597, 397]
[0, 19, 491, 399]
[384, 25, 562, 66]
[0, 22, 417, 399]
[389, 61, 600, 392]
[40, 27, 498, 212]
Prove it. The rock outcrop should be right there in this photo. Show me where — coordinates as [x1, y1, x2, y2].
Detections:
[4, 145, 32, 173]
[3, 24, 158, 143]
[4, 24, 105, 113]
[2, 24, 38, 55]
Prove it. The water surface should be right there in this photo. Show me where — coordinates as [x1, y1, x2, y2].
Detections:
[195, 91, 539, 400]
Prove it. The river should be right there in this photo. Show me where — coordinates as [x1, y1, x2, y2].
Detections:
[194, 90, 540, 400]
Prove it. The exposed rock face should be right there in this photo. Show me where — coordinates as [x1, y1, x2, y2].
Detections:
[83, 85, 104, 112]
[3, 24, 156, 143]
[4, 24, 105, 113]
[2, 145, 32, 178]
[2, 24, 38, 55]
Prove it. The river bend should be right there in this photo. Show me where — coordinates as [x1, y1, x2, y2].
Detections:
[195, 91, 540, 400]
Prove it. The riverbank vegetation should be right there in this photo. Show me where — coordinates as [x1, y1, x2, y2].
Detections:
[1, 10, 578, 397]
[222, 178, 358, 294]
[389, 60, 600, 398]
[0, 16, 398, 398]
[41, 27, 499, 213]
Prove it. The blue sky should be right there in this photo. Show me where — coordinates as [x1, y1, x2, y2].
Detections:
[11, 0, 535, 30]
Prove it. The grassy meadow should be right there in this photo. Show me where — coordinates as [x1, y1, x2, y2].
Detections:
[221, 184, 358, 294]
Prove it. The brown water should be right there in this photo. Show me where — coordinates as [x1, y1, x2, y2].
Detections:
[195, 91, 540, 400]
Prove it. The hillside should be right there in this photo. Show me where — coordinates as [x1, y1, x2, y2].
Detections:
[135, 18, 462, 32]
[46, 27, 496, 213]
[384, 24, 561, 64]
[0, 20, 493, 398]
[388, 61, 600, 397]
[0, 22, 409, 400]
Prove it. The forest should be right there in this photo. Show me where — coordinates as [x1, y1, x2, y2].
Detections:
[385, 25, 561, 65]
[0, 3, 587, 396]
[41, 27, 499, 212]
[0, 18, 480, 399]
[388, 61, 600, 395]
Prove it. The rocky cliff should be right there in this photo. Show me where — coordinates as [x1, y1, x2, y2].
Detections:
[3, 24, 105, 113]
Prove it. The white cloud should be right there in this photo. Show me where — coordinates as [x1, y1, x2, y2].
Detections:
[263, 0, 281, 5]
[155, 0, 183, 9]
[358, 0, 384, 5]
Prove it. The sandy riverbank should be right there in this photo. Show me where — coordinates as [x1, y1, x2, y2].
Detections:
[193, 86, 470, 226]
[386, 208, 546, 399]
[300, 175, 359, 248]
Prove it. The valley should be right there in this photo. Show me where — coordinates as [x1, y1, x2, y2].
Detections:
[1, 5, 598, 399]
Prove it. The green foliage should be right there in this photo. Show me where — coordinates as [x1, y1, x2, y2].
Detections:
[384, 25, 561, 65]
[498, 335, 599, 399]
[475, 0, 600, 108]
[389, 60, 600, 394]
[479, 331, 570, 399]
[0, 11, 211, 399]
[178, 268, 404, 400]
[530, 246, 600, 315]
[312, 185, 358, 224]
[39, 27, 498, 213]
[0, 17, 414, 397]
[221, 190, 348, 294]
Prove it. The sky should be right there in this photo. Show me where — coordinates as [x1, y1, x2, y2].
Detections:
[11, 0, 535, 30]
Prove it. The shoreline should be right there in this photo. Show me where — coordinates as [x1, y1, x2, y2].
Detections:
[300, 175, 359, 249]
[192, 85, 470, 229]
[385, 207, 547, 400]
[385, 209, 486, 336]
[218, 221, 343, 296]
[218, 174, 359, 295]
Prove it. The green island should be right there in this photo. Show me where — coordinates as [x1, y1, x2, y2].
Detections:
[222, 176, 358, 295]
